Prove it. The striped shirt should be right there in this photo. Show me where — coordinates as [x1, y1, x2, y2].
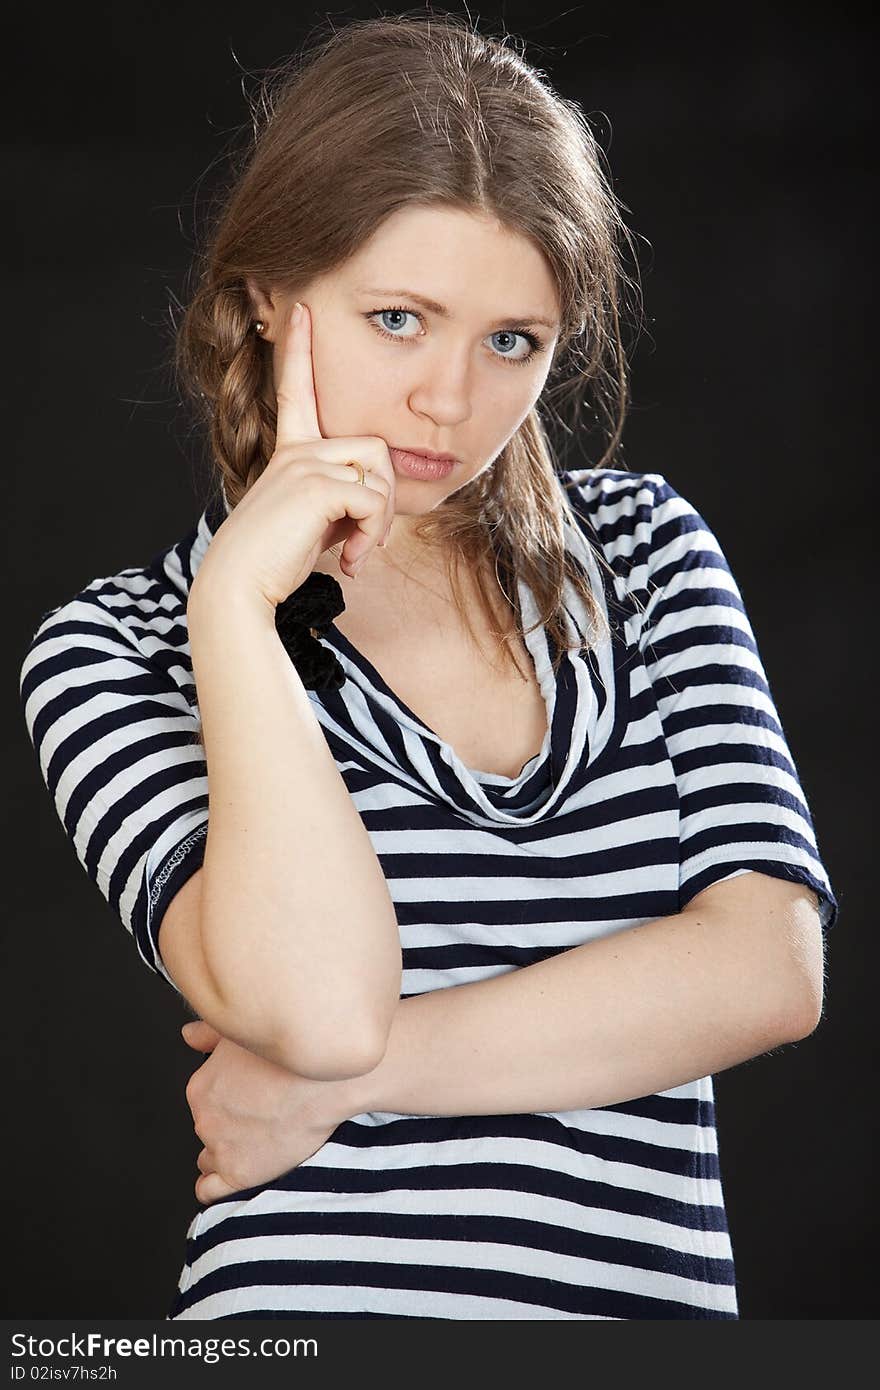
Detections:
[19, 468, 838, 1320]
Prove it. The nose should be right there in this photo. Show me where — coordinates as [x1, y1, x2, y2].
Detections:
[407, 347, 473, 427]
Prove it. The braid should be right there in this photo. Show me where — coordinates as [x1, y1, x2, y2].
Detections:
[209, 290, 277, 508]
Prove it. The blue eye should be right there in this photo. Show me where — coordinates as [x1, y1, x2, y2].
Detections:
[373, 308, 420, 338]
[363, 306, 545, 366]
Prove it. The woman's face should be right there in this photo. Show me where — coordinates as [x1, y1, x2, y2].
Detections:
[248, 204, 561, 530]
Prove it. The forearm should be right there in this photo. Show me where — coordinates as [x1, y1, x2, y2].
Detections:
[346, 905, 810, 1117]
[187, 577, 401, 1075]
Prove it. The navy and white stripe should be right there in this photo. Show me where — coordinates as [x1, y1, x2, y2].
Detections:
[19, 469, 838, 1319]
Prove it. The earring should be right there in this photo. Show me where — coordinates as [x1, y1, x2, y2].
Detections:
[254, 320, 266, 335]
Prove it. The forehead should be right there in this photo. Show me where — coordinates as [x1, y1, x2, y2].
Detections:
[341, 204, 560, 319]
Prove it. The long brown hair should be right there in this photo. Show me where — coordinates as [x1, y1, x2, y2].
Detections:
[173, 8, 644, 674]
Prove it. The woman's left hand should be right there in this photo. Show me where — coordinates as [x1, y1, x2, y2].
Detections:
[180, 1020, 361, 1205]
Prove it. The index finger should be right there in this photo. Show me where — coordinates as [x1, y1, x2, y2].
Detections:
[274, 300, 323, 447]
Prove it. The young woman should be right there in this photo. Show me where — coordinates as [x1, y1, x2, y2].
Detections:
[19, 13, 836, 1320]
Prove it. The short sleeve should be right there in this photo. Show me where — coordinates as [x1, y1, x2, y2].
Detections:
[19, 584, 209, 993]
[637, 475, 839, 934]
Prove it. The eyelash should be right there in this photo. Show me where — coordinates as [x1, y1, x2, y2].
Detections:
[363, 306, 546, 367]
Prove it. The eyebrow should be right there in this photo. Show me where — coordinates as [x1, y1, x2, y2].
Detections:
[355, 286, 559, 330]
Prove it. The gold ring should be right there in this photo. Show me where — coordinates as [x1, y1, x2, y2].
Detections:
[345, 459, 367, 486]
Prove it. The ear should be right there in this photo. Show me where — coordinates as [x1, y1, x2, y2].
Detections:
[244, 275, 273, 320]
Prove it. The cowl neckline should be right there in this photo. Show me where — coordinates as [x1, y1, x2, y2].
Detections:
[314, 526, 633, 827]
[323, 570, 559, 780]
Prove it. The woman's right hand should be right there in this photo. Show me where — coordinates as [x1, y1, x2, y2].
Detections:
[192, 299, 397, 609]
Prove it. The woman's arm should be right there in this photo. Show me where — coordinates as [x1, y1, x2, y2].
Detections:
[185, 580, 401, 1079]
[342, 870, 823, 1117]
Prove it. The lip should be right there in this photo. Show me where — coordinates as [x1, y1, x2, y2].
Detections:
[389, 448, 458, 480]
[395, 447, 459, 462]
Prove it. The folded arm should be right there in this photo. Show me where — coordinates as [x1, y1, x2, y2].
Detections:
[183, 870, 824, 1201]
[344, 870, 824, 1118]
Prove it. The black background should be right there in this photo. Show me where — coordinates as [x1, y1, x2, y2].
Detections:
[6, 1, 875, 1318]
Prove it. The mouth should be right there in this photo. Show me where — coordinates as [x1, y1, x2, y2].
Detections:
[393, 446, 459, 463]
[388, 448, 458, 480]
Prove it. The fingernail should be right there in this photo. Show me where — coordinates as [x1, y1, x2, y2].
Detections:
[351, 555, 366, 576]
[292, 301, 303, 323]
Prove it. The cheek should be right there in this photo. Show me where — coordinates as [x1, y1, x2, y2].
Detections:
[490, 374, 542, 419]
[519, 369, 549, 419]
[492, 383, 543, 443]
[311, 345, 376, 435]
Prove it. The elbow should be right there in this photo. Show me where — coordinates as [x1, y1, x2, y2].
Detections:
[784, 995, 824, 1042]
[776, 979, 824, 1042]
[281, 944, 400, 1079]
[272, 1015, 390, 1081]
[191, 976, 391, 1080]
[272, 961, 400, 1078]
[786, 954, 826, 1041]
[202, 935, 400, 1080]
[268, 1000, 392, 1084]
